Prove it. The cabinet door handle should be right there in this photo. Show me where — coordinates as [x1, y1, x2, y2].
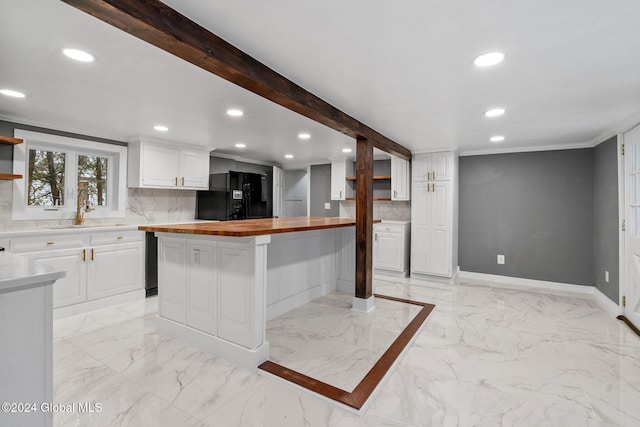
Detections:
[47, 241, 55, 245]
[181, 177, 185, 186]
[432, 183, 435, 192]
[426, 171, 430, 181]
[82, 248, 86, 262]
[375, 233, 378, 241]
[427, 183, 430, 192]
[432, 170, 436, 180]
[340, 190, 342, 198]
[175, 177, 178, 186]
[193, 249, 200, 265]
[393, 190, 397, 198]
[117, 236, 123, 240]
[91, 248, 95, 261]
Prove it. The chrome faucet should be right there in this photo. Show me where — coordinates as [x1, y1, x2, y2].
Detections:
[75, 182, 91, 225]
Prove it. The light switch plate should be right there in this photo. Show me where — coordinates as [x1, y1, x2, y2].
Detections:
[324, 203, 331, 210]
[497, 254, 505, 265]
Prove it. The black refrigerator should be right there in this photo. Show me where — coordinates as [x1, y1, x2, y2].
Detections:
[196, 171, 269, 220]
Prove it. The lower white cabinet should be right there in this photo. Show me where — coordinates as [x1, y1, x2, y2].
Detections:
[23, 248, 87, 308]
[11, 230, 144, 310]
[88, 242, 144, 301]
[373, 222, 410, 275]
[158, 235, 263, 350]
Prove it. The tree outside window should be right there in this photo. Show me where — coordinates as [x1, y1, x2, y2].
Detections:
[27, 148, 65, 206]
[78, 154, 108, 206]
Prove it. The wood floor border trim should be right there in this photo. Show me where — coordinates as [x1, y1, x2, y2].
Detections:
[617, 315, 640, 338]
[258, 294, 435, 410]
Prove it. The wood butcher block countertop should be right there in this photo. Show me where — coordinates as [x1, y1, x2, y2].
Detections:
[138, 217, 378, 237]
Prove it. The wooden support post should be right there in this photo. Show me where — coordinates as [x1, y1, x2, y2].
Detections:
[355, 137, 373, 301]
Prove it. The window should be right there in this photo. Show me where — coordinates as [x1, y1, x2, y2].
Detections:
[27, 148, 66, 206]
[13, 130, 127, 220]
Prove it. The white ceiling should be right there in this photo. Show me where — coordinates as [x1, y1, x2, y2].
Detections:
[2, 0, 640, 167]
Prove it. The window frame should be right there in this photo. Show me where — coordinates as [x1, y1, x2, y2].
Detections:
[13, 130, 127, 221]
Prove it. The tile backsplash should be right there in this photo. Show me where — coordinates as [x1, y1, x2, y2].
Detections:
[339, 200, 411, 221]
[0, 181, 196, 231]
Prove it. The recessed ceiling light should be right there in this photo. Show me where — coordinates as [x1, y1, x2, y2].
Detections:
[235, 143, 246, 148]
[284, 154, 294, 159]
[153, 125, 169, 132]
[473, 51, 505, 67]
[226, 109, 243, 117]
[63, 48, 95, 63]
[0, 89, 26, 98]
[484, 108, 505, 118]
[490, 135, 505, 142]
[342, 148, 352, 153]
[298, 133, 311, 140]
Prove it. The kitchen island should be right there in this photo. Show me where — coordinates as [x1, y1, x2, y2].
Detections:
[139, 217, 370, 370]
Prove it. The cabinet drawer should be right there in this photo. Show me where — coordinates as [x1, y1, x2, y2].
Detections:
[374, 223, 405, 234]
[91, 230, 144, 245]
[11, 234, 90, 253]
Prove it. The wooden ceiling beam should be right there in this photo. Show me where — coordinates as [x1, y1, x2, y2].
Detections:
[60, 0, 412, 160]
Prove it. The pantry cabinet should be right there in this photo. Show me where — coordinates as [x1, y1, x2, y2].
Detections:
[127, 137, 210, 189]
[411, 152, 458, 279]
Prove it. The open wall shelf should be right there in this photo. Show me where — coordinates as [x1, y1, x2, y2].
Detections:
[345, 175, 391, 181]
[0, 136, 23, 179]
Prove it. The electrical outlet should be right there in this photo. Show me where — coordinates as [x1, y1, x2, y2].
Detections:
[324, 202, 331, 210]
[497, 254, 505, 265]
[605, 271, 609, 283]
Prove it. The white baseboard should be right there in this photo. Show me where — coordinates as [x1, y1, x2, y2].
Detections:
[53, 289, 145, 320]
[458, 271, 620, 316]
[266, 281, 336, 321]
[592, 287, 621, 317]
[156, 316, 269, 371]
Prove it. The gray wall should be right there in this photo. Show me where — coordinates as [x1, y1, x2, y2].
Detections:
[309, 164, 339, 217]
[594, 137, 619, 302]
[459, 149, 595, 286]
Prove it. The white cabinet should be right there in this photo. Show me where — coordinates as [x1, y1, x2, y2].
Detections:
[128, 137, 210, 189]
[411, 152, 458, 279]
[373, 222, 410, 275]
[331, 158, 353, 201]
[23, 247, 87, 308]
[186, 242, 217, 335]
[180, 150, 211, 189]
[391, 157, 411, 201]
[159, 238, 186, 324]
[87, 242, 144, 301]
[413, 152, 454, 182]
[156, 235, 264, 351]
[11, 230, 144, 311]
[273, 166, 284, 218]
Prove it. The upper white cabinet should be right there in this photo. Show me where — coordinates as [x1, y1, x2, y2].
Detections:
[180, 149, 211, 189]
[331, 158, 353, 201]
[128, 137, 210, 189]
[391, 157, 411, 201]
[413, 152, 454, 182]
[273, 166, 284, 217]
[411, 152, 458, 279]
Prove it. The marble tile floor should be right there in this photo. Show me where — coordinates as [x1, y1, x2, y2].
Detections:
[266, 292, 423, 392]
[51, 275, 640, 426]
